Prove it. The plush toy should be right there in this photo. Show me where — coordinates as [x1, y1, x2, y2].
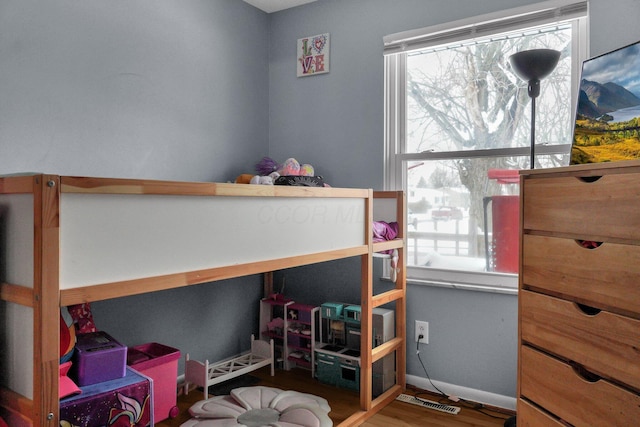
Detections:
[255, 157, 279, 176]
[235, 157, 319, 186]
[234, 173, 274, 185]
[255, 157, 315, 178]
[300, 163, 315, 176]
[235, 174, 254, 184]
[250, 175, 273, 185]
[280, 158, 315, 177]
[278, 158, 301, 176]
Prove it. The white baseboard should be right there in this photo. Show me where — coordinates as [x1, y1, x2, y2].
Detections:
[406, 374, 516, 411]
[178, 371, 516, 411]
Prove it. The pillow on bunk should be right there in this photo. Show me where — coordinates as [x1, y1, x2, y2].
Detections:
[274, 175, 325, 187]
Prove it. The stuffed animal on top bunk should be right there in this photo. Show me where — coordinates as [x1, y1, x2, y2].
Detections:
[235, 157, 327, 187]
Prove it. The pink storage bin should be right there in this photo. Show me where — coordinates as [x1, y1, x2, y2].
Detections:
[127, 342, 180, 422]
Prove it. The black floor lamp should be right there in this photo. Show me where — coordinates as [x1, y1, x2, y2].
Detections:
[509, 49, 561, 169]
[503, 49, 560, 427]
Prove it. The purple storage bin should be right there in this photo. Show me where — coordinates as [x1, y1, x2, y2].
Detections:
[72, 331, 127, 386]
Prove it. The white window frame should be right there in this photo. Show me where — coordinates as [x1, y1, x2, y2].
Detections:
[384, 0, 589, 293]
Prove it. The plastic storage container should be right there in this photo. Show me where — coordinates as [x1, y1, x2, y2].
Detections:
[127, 342, 181, 422]
[73, 331, 127, 386]
[60, 367, 152, 427]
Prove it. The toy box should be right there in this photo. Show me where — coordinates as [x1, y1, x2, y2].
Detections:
[127, 342, 181, 422]
[60, 366, 152, 427]
[73, 331, 127, 386]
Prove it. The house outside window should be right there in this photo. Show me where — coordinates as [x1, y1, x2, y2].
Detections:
[384, 0, 588, 292]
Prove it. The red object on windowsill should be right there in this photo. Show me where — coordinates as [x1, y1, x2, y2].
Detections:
[487, 168, 520, 184]
[488, 169, 520, 273]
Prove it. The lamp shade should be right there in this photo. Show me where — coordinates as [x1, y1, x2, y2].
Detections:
[509, 49, 560, 82]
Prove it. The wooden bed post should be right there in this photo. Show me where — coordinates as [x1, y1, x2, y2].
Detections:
[359, 190, 374, 411]
[33, 174, 61, 426]
[394, 190, 407, 391]
[263, 272, 274, 297]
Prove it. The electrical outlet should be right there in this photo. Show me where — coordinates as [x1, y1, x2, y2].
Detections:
[415, 320, 429, 344]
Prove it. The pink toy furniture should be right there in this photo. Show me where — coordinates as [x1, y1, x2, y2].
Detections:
[127, 342, 181, 422]
[184, 335, 275, 400]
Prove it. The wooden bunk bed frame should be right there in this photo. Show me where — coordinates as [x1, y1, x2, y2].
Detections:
[0, 174, 406, 427]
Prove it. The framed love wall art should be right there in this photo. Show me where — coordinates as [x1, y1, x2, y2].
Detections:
[297, 33, 330, 77]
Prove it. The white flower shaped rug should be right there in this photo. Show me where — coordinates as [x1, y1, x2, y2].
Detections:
[181, 386, 332, 427]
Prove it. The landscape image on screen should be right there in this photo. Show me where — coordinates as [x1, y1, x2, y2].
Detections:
[571, 40, 640, 164]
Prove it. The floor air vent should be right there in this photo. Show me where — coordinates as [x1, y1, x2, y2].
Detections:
[396, 393, 461, 415]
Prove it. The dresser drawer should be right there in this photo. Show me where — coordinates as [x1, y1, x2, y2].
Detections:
[522, 234, 640, 317]
[520, 346, 640, 426]
[522, 172, 640, 239]
[517, 399, 565, 427]
[521, 290, 640, 390]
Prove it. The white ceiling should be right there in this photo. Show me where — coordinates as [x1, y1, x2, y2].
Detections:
[243, 0, 317, 14]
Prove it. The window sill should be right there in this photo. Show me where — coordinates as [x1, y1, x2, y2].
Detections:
[406, 277, 518, 295]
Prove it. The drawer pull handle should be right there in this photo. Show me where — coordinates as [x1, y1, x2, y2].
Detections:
[577, 175, 602, 183]
[570, 361, 601, 383]
[575, 303, 601, 316]
[575, 240, 602, 249]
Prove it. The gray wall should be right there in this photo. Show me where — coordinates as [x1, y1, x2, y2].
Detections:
[2, 0, 640, 404]
[589, 0, 640, 57]
[91, 278, 263, 366]
[0, 0, 269, 181]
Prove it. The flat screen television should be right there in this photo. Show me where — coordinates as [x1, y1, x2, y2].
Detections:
[571, 40, 640, 164]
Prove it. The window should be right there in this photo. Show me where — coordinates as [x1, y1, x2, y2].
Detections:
[384, 0, 588, 291]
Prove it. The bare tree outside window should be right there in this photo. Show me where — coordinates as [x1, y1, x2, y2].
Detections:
[403, 24, 573, 274]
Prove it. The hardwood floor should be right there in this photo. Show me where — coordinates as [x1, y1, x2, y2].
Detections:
[158, 367, 513, 426]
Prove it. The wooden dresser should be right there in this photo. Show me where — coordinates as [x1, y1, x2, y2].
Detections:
[518, 161, 640, 426]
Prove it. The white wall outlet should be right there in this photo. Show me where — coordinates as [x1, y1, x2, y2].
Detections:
[415, 320, 429, 344]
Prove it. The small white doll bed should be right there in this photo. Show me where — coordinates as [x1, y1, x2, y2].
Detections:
[184, 335, 275, 399]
